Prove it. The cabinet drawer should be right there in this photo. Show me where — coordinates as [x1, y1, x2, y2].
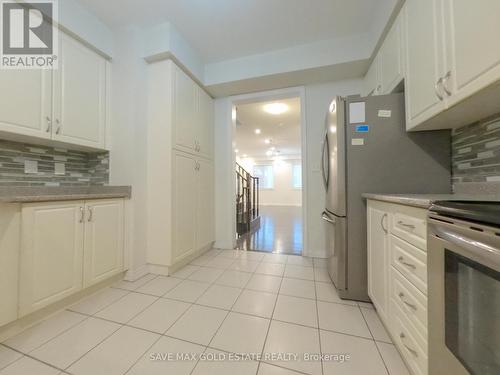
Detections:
[391, 212, 426, 250]
[391, 235, 427, 295]
[392, 301, 428, 375]
[392, 267, 427, 339]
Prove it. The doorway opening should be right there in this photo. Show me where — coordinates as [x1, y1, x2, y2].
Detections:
[233, 97, 303, 255]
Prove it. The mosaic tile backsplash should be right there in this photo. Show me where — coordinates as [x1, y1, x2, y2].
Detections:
[0, 140, 109, 186]
[452, 114, 500, 184]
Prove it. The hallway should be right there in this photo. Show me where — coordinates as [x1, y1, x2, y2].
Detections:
[237, 206, 302, 255]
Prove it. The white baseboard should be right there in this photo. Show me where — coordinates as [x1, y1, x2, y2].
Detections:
[124, 265, 150, 281]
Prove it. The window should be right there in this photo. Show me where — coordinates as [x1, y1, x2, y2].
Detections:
[253, 165, 274, 189]
[292, 164, 302, 189]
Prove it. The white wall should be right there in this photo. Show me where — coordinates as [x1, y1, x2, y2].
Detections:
[239, 158, 302, 207]
[304, 79, 364, 257]
[108, 26, 150, 279]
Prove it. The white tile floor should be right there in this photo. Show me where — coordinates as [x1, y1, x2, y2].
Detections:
[0, 249, 410, 375]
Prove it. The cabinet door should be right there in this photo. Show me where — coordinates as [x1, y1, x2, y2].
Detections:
[197, 88, 214, 159]
[196, 159, 215, 249]
[443, 0, 500, 105]
[0, 205, 20, 327]
[379, 12, 404, 95]
[0, 69, 52, 139]
[174, 66, 197, 153]
[83, 199, 124, 287]
[405, 0, 447, 130]
[53, 33, 106, 149]
[367, 204, 390, 321]
[19, 201, 84, 316]
[173, 152, 197, 261]
[362, 56, 380, 97]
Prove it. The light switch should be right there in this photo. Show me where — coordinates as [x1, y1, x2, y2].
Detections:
[24, 160, 38, 174]
[54, 162, 65, 175]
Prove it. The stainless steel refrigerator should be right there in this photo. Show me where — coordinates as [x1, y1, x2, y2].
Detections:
[321, 93, 451, 301]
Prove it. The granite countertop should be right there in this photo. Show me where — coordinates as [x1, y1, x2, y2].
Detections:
[362, 193, 500, 209]
[0, 186, 131, 203]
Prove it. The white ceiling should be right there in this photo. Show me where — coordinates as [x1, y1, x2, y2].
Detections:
[77, 0, 386, 63]
[235, 97, 301, 159]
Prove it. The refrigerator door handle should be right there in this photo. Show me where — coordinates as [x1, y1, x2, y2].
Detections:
[321, 130, 330, 190]
[322, 211, 336, 224]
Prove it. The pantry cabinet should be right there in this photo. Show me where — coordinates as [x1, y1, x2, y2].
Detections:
[0, 32, 108, 150]
[196, 158, 215, 250]
[18, 199, 125, 317]
[367, 203, 390, 322]
[147, 60, 215, 272]
[83, 200, 124, 287]
[53, 33, 106, 149]
[19, 201, 85, 316]
[173, 152, 198, 260]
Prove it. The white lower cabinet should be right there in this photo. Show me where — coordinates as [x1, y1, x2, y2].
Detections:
[19, 201, 85, 316]
[367, 202, 390, 321]
[367, 199, 428, 375]
[19, 199, 124, 317]
[83, 200, 124, 287]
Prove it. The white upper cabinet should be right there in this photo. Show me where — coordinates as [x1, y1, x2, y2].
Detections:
[83, 199, 124, 288]
[0, 69, 52, 139]
[174, 65, 197, 153]
[197, 88, 214, 159]
[362, 55, 380, 97]
[53, 33, 106, 149]
[405, 0, 447, 130]
[0, 32, 108, 150]
[442, 0, 500, 105]
[378, 9, 405, 95]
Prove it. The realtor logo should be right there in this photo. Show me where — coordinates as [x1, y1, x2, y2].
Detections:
[1, 0, 58, 69]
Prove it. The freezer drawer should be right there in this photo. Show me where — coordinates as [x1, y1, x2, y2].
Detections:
[322, 211, 347, 291]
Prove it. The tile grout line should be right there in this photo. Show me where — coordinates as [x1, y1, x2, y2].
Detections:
[255, 262, 285, 375]
[313, 264, 325, 375]
[359, 307, 391, 375]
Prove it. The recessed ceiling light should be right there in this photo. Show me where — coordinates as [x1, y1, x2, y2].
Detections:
[270, 146, 276, 151]
[266, 150, 273, 157]
[264, 139, 272, 144]
[263, 103, 289, 115]
[255, 129, 261, 134]
[234, 149, 239, 153]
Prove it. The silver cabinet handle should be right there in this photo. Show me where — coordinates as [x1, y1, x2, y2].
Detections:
[87, 206, 93, 222]
[321, 211, 336, 224]
[442, 71, 452, 96]
[55, 119, 61, 134]
[398, 221, 415, 230]
[400, 333, 418, 357]
[398, 292, 417, 310]
[381, 213, 388, 234]
[45, 116, 52, 132]
[79, 206, 85, 223]
[398, 256, 416, 269]
[435, 77, 444, 101]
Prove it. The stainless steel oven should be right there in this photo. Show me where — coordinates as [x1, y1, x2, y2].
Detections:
[428, 201, 500, 375]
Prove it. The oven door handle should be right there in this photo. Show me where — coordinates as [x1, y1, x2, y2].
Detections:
[430, 222, 500, 269]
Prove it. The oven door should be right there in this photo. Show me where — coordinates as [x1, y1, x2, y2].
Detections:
[428, 216, 500, 375]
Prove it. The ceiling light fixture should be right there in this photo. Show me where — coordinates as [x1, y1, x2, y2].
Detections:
[263, 103, 289, 115]
[255, 129, 261, 134]
[264, 139, 272, 144]
[234, 149, 239, 153]
[266, 150, 273, 157]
